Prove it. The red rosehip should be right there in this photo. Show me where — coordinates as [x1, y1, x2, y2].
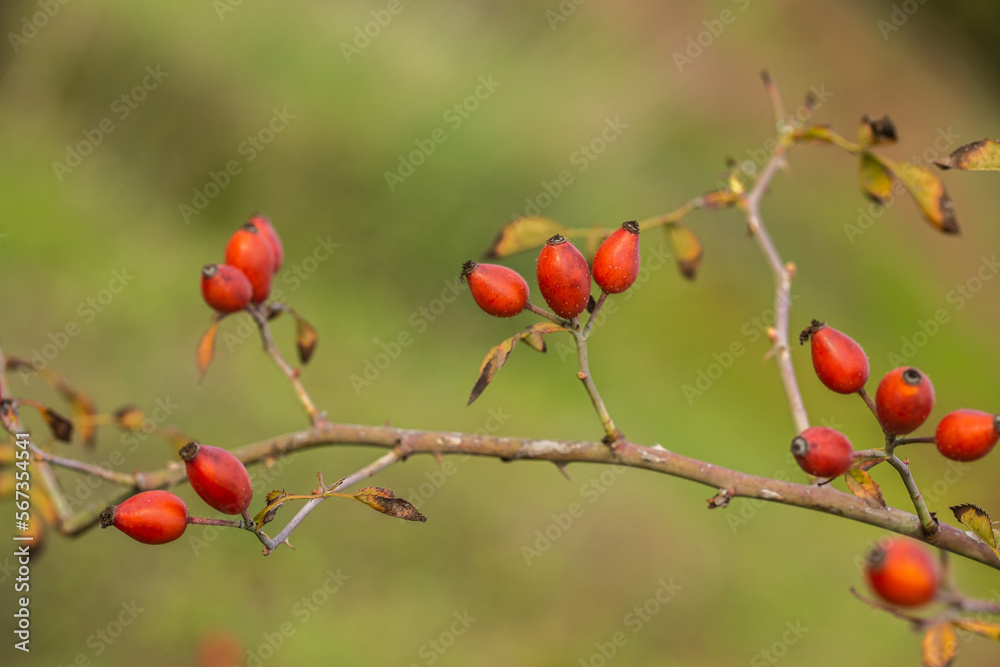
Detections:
[935, 409, 1000, 462]
[865, 537, 939, 607]
[799, 320, 869, 394]
[224, 223, 275, 303]
[201, 264, 253, 314]
[791, 426, 854, 477]
[100, 490, 188, 545]
[536, 235, 591, 320]
[593, 221, 640, 294]
[247, 213, 283, 273]
[180, 441, 253, 515]
[461, 261, 529, 318]
[875, 367, 935, 435]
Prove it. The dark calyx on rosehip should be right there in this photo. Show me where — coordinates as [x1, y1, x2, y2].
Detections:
[536, 234, 592, 320]
[461, 261, 530, 318]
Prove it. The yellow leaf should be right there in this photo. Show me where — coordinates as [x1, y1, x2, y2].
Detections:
[858, 152, 895, 205]
[921, 622, 958, 667]
[935, 139, 1000, 171]
[953, 618, 1000, 641]
[950, 503, 998, 551]
[845, 467, 887, 509]
[467, 334, 521, 405]
[197, 318, 220, 383]
[890, 159, 959, 234]
[487, 216, 570, 258]
[665, 223, 703, 280]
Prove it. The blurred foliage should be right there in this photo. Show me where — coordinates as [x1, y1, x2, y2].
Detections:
[1, 1, 1000, 666]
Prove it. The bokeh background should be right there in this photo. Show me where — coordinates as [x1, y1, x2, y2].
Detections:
[2, 1, 1000, 665]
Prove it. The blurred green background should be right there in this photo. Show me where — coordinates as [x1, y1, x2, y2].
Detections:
[2, 1, 1000, 665]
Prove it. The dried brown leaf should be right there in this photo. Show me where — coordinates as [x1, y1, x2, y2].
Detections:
[467, 334, 520, 405]
[950, 503, 998, 551]
[352, 486, 427, 522]
[858, 114, 897, 147]
[891, 160, 959, 234]
[294, 313, 318, 365]
[37, 405, 73, 443]
[845, 467, 887, 509]
[197, 319, 221, 382]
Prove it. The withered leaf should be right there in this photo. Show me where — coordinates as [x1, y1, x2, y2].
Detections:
[950, 503, 999, 553]
[37, 405, 73, 443]
[921, 622, 958, 667]
[845, 467, 887, 509]
[521, 332, 547, 353]
[953, 618, 1000, 641]
[197, 318, 221, 382]
[468, 334, 521, 405]
[665, 223, 703, 280]
[891, 160, 959, 234]
[0, 399, 20, 435]
[858, 114, 897, 147]
[352, 486, 427, 522]
[858, 152, 895, 204]
[486, 216, 569, 258]
[50, 377, 97, 447]
[254, 489, 289, 527]
[113, 405, 145, 430]
[294, 313, 318, 365]
[935, 139, 1000, 171]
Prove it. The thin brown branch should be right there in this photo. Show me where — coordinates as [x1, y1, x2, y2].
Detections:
[248, 305, 324, 426]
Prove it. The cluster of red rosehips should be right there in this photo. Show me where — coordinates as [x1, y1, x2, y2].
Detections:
[99, 443, 253, 544]
[201, 214, 284, 313]
[794, 320, 999, 608]
[461, 221, 641, 320]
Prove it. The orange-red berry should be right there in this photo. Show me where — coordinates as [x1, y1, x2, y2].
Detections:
[536, 235, 591, 320]
[247, 213, 283, 273]
[461, 261, 529, 318]
[865, 537, 939, 607]
[100, 490, 188, 545]
[181, 441, 253, 515]
[800, 320, 869, 394]
[201, 264, 253, 314]
[593, 221, 640, 294]
[875, 367, 935, 435]
[791, 426, 854, 477]
[224, 223, 275, 303]
[935, 409, 1000, 462]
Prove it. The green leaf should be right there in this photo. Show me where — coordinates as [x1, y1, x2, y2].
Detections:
[890, 159, 959, 234]
[665, 223, 703, 280]
[352, 486, 426, 522]
[858, 152, 895, 204]
[845, 467, 886, 509]
[950, 503, 999, 555]
[921, 622, 958, 667]
[935, 139, 1000, 171]
[486, 216, 570, 258]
